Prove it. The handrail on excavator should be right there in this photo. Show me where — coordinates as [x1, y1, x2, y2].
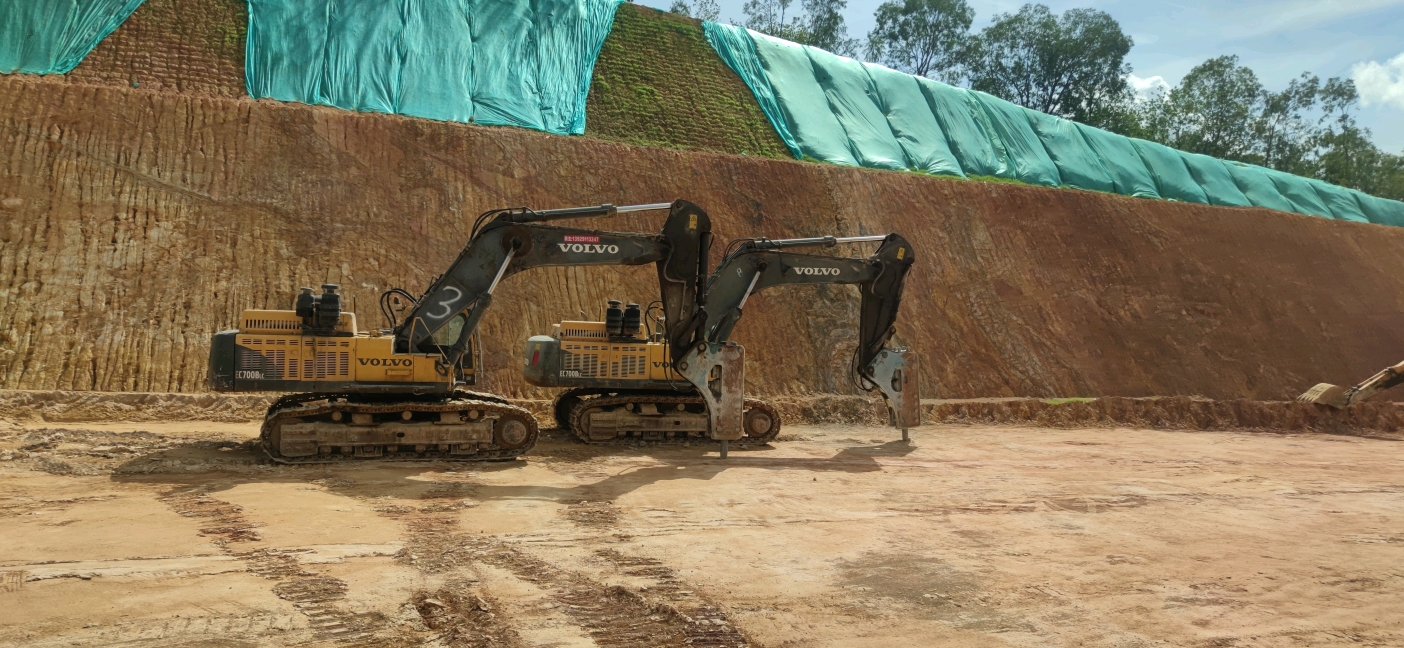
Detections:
[743, 234, 890, 250]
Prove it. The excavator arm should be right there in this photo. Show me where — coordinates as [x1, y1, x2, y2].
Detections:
[696, 233, 921, 434]
[1298, 360, 1404, 409]
[397, 200, 711, 370]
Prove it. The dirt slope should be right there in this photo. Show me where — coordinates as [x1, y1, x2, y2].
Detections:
[2, 75, 1403, 400]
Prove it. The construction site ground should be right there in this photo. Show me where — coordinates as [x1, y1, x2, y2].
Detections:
[2, 411, 1402, 647]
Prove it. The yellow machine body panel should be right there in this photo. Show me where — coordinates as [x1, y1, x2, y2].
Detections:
[229, 309, 455, 390]
[552, 321, 679, 381]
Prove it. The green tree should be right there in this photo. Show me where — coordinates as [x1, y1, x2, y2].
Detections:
[960, 4, 1133, 128]
[865, 0, 973, 81]
[742, 0, 858, 56]
[1317, 125, 1403, 198]
[1157, 55, 1265, 160]
[668, 0, 720, 21]
[1312, 79, 1404, 200]
[1128, 56, 1404, 201]
[743, 0, 804, 41]
[801, 0, 859, 55]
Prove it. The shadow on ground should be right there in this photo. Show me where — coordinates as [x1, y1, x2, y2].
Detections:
[104, 427, 918, 505]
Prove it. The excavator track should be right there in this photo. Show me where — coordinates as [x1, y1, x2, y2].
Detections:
[566, 392, 781, 446]
[258, 391, 538, 464]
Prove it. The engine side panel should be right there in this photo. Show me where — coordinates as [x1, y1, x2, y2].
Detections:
[523, 329, 686, 389]
[212, 330, 453, 394]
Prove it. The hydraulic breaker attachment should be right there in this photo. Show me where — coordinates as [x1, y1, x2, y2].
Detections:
[677, 341, 746, 453]
[868, 348, 921, 440]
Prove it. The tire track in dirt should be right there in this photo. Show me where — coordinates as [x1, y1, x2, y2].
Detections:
[552, 497, 750, 646]
[472, 539, 748, 648]
[375, 499, 527, 648]
[377, 489, 749, 648]
[159, 490, 386, 646]
[36, 613, 301, 647]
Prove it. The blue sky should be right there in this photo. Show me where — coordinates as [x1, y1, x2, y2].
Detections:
[638, 0, 1404, 151]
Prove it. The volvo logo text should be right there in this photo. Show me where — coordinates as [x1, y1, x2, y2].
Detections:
[358, 358, 413, 367]
[558, 243, 620, 254]
[795, 267, 841, 276]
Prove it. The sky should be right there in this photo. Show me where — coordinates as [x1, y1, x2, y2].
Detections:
[638, 0, 1404, 151]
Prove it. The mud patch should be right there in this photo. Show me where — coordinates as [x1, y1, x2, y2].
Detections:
[273, 576, 383, 644]
[162, 491, 264, 546]
[0, 494, 116, 517]
[839, 552, 1035, 632]
[593, 549, 750, 647]
[562, 500, 621, 528]
[414, 580, 524, 648]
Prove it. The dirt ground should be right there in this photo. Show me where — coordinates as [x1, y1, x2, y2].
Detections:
[2, 417, 1402, 648]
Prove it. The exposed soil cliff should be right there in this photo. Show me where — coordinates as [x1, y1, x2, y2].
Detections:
[3, 75, 1403, 400]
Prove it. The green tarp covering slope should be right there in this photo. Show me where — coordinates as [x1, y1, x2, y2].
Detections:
[707, 22, 993, 173]
[863, 64, 963, 176]
[1131, 138, 1207, 203]
[245, 0, 622, 135]
[703, 20, 799, 157]
[1179, 152, 1251, 208]
[743, 30, 857, 165]
[1028, 110, 1113, 193]
[1356, 192, 1404, 227]
[702, 21, 1404, 226]
[1224, 163, 1297, 213]
[1073, 124, 1159, 198]
[0, 0, 146, 74]
[1261, 166, 1333, 218]
[1309, 181, 1370, 223]
[917, 78, 1005, 177]
[969, 92, 1061, 186]
[806, 47, 907, 170]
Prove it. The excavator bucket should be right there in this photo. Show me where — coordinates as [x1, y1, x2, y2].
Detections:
[677, 341, 746, 442]
[1296, 383, 1351, 409]
[868, 349, 921, 437]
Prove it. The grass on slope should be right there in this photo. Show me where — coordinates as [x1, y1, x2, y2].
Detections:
[585, 4, 791, 159]
[66, 0, 246, 97]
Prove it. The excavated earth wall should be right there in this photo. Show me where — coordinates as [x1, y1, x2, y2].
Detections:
[3, 75, 1404, 402]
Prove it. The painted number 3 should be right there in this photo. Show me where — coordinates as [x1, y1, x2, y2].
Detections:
[428, 286, 463, 319]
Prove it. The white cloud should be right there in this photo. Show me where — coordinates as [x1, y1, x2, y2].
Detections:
[1126, 73, 1170, 100]
[1353, 53, 1404, 110]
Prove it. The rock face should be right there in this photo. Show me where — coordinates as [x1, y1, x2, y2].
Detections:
[2, 75, 1403, 399]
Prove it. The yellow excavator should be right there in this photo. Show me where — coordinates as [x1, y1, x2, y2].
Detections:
[1297, 361, 1404, 408]
[208, 200, 740, 462]
[523, 233, 921, 446]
